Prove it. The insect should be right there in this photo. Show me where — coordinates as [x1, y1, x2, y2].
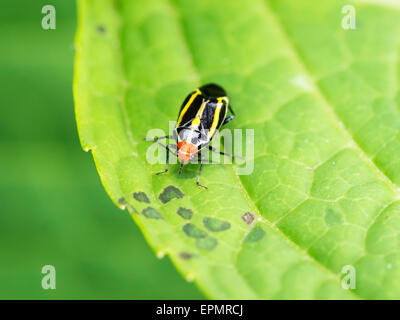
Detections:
[146, 83, 239, 190]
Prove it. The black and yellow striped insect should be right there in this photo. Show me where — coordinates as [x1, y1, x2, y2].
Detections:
[146, 83, 237, 189]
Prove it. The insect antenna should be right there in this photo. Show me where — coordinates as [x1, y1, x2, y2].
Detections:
[156, 142, 178, 157]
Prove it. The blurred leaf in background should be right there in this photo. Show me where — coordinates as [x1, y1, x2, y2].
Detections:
[0, 0, 203, 299]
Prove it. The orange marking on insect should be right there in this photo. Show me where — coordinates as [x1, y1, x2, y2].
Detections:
[177, 141, 198, 164]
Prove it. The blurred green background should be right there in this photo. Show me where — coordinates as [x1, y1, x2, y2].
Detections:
[0, 0, 203, 299]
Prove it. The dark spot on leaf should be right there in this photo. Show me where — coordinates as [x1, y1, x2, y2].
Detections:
[182, 223, 207, 239]
[242, 212, 255, 225]
[133, 191, 150, 203]
[142, 207, 162, 219]
[118, 197, 126, 204]
[159, 185, 184, 203]
[177, 207, 193, 220]
[203, 217, 230, 232]
[325, 208, 343, 226]
[179, 252, 193, 260]
[196, 236, 218, 251]
[97, 25, 106, 33]
[245, 226, 265, 242]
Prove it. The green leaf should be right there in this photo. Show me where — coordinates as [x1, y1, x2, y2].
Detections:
[74, 0, 400, 299]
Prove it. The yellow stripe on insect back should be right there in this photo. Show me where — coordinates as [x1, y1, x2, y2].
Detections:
[207, 97, 223, 139]
[177, 89, 201, 126]
[191, 100, 207, 128]
[191, 117, 201, 126]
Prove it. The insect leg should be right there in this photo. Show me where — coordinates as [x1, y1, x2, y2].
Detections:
[208, 146, 244, 160]
[155, 140, 176, 175]
[196, 157, 211, 163]
[223, 115, 235, 125]
[155, 142, 177, 157]
[156, 145, 170, 175]
[179, 163, 183, 174]
[223, 105, 235, 125]
[196, 161, 208, 190]
[145, 135, 174, 142]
